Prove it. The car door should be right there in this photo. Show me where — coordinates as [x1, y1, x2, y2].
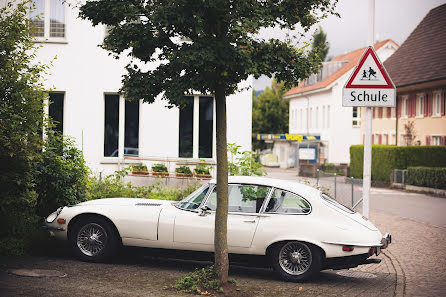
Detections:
[174, 184, 271, 249]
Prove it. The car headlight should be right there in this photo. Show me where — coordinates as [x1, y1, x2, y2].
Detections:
[46, 207, 63, 223]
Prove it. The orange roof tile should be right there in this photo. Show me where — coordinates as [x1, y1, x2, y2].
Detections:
[284, 39, 398, 97]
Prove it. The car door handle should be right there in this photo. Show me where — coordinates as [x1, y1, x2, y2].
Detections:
[243, 220, 256, 223]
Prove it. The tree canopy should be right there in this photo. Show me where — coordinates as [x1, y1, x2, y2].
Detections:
[311, 25, 330, 61]
[252, 79, 289, 150]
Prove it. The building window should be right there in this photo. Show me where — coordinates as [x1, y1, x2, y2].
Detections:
[104, 95, 120, 157]
[432, 136, 441, 146]
[352, 107, 360, 127]
[322, 106, 326, 129]
[315, 107, 319, 129]
[179, 95, 214, 159]
[30, 0, 66, 39]
[48, 92, 64, 134]
[402, 96, 408, 117]
[104, 95, 139, 157]
[179, 97, 194, 158]
[433, 92, 441, 116]
[124, 100, 139, 155]
[300, 109, 303, 130]
[416, 95, 424, 117]
[199, 96, 214, 158]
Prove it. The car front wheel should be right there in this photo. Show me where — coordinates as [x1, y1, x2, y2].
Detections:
[70, 216, 119, 262]
[270, 241, 322, 282]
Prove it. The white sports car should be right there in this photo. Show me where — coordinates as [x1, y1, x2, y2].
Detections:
[44, 176, 391, 281]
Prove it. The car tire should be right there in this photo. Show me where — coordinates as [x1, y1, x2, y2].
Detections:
[270, 241, 322, 282]
[70, 215, 120, 262]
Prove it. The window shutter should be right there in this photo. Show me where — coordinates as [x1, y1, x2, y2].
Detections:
[424, 93, 428, 117]
[442, 92, 445, 116]
[409, 94, 415, 117]
[426, 93, 434, 117]
[378, 134, 382, 144]
[426, 135, 430, 145]
[397, 97, 401, 118]
[441, 136, 445, 146]
[372, 107, 375, 119]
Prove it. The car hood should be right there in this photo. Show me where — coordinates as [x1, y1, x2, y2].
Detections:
[77, 198, 174, 207]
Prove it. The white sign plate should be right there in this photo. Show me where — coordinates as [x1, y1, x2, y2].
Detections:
[343, 46, 395, 107]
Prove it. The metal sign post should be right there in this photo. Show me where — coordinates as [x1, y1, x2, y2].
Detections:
[342, 0, 395, 219]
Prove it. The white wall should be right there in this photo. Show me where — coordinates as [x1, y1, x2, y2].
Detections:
[34, 4, 252, 173]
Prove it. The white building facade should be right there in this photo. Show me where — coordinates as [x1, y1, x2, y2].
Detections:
[30, 0, 252, 175]
[284, 40, 398, 164]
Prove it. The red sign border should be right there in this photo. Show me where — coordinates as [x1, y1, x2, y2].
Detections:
[345, 47, 395, 89]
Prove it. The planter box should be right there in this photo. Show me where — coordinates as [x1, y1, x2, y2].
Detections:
[151, 170, 169, 177]
[194, 170, 212, 179]
[175, 169, 193, 178]
[131, 171, 149, 176]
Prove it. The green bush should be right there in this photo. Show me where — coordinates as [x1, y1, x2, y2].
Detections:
[152, 163, 168, 172]
[174, 266, 221, 294]
[35, 133, 89, 217]
[407, 167, 446, 190]
[88, 173, 200, 201]
[350, 145, 446, 182]
[176, 165, 192, 175]
[0, 1, 48, 255]
[130, 163, 148, 172]
[195, 162, 211, 175]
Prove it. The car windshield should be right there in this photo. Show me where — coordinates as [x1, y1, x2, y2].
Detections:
[176, 185, 209, 210]
[321, 193, 355, 214]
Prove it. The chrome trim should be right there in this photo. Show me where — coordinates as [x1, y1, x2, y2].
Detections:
[263, 187, 312, 215]
[42, 225, 66, 231]
[322, 240, 383, 247]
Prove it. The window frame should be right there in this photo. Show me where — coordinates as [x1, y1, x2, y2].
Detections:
[352, 106, 361, 128]
[30, 0, 68, 43]
[401, 96, 408, 118]
[416, 94, 424, 117]
[433, 92, 441, 116]
[263, 187, 312, 215]
[432, 136, 442, 146]
[175, 185, 211, 211]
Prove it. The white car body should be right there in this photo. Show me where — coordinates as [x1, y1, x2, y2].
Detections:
[45, 176, 391, 280]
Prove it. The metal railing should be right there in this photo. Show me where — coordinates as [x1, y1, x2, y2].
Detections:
[316, 169, 363, 210]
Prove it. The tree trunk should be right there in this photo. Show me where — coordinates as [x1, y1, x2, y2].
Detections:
[214, 85, 229, 284]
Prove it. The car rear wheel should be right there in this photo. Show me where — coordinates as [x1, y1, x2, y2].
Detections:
[70, 216, 119, 262]
[270, 241, 322, 282]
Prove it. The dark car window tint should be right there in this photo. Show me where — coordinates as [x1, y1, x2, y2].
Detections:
[206, 184, 270, 213]
[265, 189, 311, 214]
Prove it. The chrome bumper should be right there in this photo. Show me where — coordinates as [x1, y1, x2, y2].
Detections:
[380, 233, 392, 249]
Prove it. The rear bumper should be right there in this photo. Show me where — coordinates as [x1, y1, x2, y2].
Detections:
[381, 233, 392, 249]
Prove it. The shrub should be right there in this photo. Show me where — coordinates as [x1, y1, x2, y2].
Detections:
[407, 167, 446, 190]
[152, 163, 168, 172]
[130, 164, 148, 172]
[228, 143, 266, 176]
[35, 133, 89, 217]
[195, 162, 211, 175]
[174, 266, 221, 294]
[176, 165, 192, 175]
[350, 145, 446, 182]
[0, 1, 48, 255]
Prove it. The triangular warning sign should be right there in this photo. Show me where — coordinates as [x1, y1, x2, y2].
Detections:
[345, 46, 395, 89]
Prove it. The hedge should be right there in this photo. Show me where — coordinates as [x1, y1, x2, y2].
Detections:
[407, 167, 446, 190]
[350, 145, 446, 182]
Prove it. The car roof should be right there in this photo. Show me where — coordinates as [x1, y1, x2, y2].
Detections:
[209, 176, 321, 199]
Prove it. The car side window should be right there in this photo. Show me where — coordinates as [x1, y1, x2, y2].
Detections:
[265, 189, 311, 214]
[177, 186, 209, 210]
[206, 184, 271, 213]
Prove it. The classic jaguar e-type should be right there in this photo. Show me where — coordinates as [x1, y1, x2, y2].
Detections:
[44, 176, 391, 281]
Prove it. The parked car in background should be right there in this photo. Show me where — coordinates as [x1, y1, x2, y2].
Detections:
[44, 176, 391, 281]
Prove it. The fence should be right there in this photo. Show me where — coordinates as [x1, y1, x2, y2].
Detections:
[315, 169, 364, 211]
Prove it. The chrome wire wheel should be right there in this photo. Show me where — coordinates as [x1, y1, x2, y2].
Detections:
[278, 242, 312, 275]
[76, 223, 108, 257]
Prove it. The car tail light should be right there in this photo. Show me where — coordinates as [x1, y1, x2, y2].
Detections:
[369, 247, 375, 256]
[343, 246, 354, 252]
[57, 218, 66, 224]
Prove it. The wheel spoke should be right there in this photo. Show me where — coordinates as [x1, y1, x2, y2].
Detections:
[278, 242, 313, 276]
[76, 223, 108, 257]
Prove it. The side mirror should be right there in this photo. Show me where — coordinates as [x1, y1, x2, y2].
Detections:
[198, 205, 211, 216]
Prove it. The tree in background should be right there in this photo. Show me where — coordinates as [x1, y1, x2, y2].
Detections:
[252, 79, 289, 150]
[311, 26, 330, 61]
[79, 0, 337, 284]
[0, 1, 47, 255]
